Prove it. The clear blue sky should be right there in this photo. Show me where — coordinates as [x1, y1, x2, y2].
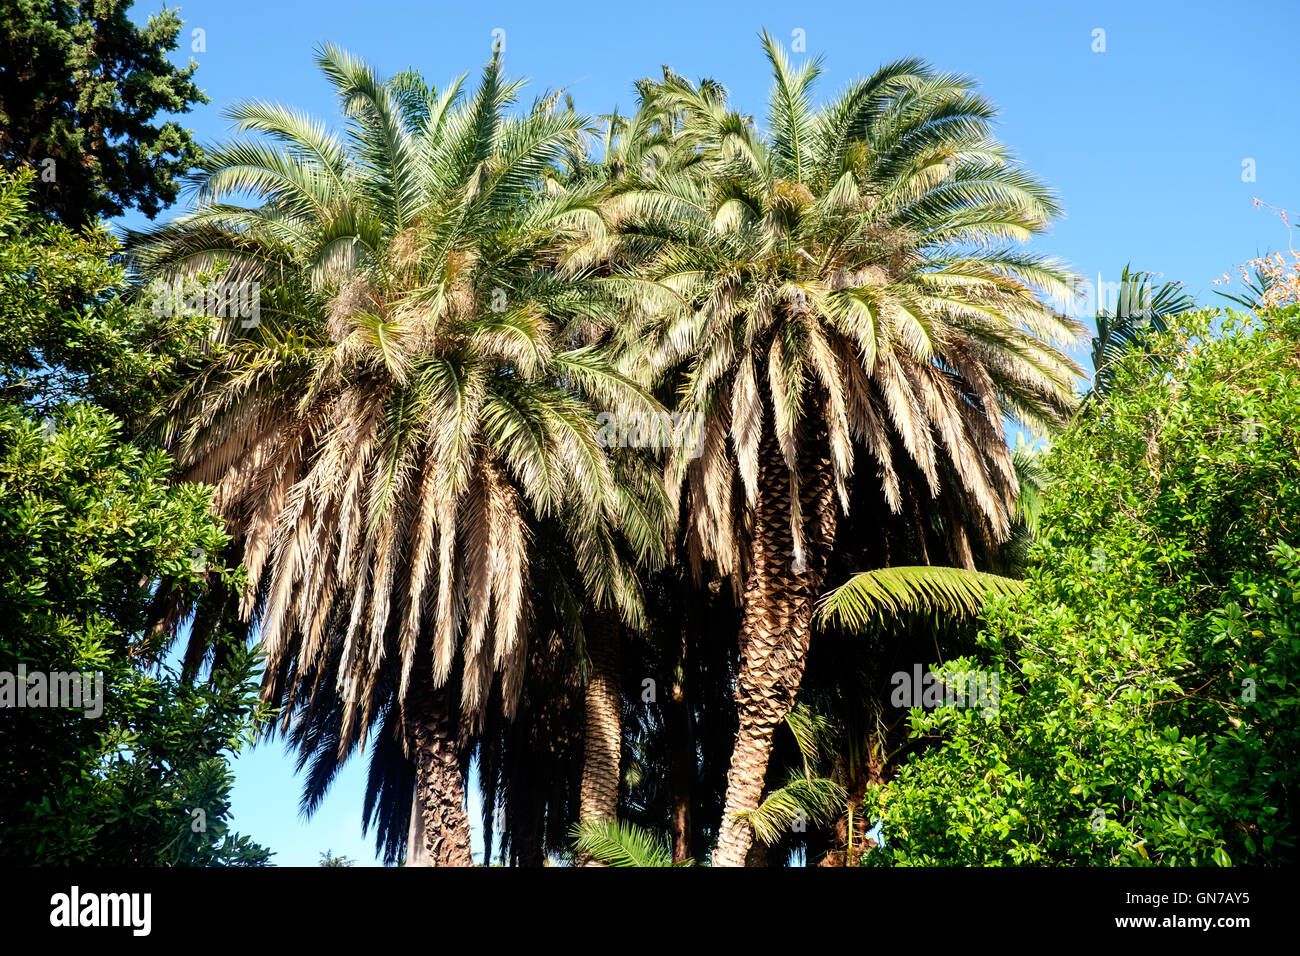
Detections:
[122, 0, 1300, 865]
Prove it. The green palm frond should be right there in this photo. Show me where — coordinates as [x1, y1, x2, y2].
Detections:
[816, 565, 1024, 631]
[1011, 434, 1048, 531]
[759, 28, 823, 185]
[735, 776, 847, 847]
[1090, 265, 1195, 396]
[569, 819, 689, 867]
[783, 702, 836, 771]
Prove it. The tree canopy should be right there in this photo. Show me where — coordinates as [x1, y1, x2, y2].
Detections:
[0, 0, 206, 228]
[869, 306, 1300, 865]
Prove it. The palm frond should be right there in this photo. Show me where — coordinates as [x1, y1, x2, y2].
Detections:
[569, 819, 687, 867]
[1090, 264, 1195, 395]
[734, 776, 847, 847]
[816, 565, 1023, 631]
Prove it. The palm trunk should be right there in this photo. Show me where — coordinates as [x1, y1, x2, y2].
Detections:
[406, 685, 474, 867]
[712, 424, 837, 867]
[578, 608, 622, 865]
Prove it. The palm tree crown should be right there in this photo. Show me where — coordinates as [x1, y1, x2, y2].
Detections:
[612, 31, 1083, 572]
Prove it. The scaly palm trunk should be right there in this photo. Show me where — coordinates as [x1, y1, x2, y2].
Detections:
[406, 685, 474, 866]
[712, 425, 837, 867]
[578, 608, 623, 866]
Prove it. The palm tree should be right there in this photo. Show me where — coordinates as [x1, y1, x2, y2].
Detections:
[767, 438, 1050, 867]
[542, 93, 705, 861]
[1090, 265, 1194, 396]
[604, 32, 1082, 865]
[131, 47, 659, 865]
[318, 849, 356, 867]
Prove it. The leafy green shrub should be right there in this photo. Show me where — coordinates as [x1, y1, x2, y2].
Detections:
[0, 167, 212, 428]
[869, 308, 1300, 865]
[0, 169, 270, 865]
[0, 405, 271, 865]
